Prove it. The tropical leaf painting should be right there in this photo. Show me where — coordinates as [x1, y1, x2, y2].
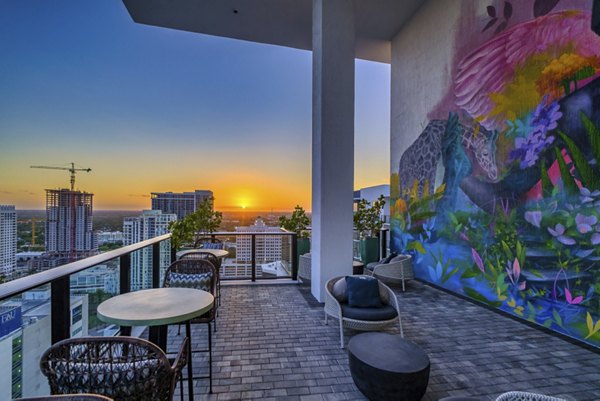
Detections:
[392, 1, 600, 349]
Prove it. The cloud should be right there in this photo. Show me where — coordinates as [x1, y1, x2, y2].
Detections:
[128, 194, 150, 198]
[21, 190, 36, 196]
[0, 190, 12, 194]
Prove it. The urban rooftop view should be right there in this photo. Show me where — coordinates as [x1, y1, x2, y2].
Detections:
[1, 1, 600, 401]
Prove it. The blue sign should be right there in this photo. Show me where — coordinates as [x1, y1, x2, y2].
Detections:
[0, 307, 22, 338]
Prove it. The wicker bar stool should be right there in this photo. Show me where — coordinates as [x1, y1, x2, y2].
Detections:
[163, 258, 217, 394]
[179, 250, 222, 310]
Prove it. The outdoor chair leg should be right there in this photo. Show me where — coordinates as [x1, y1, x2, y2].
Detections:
[208, 321, 213, 394]
[324, 311, 328, 325]
[339, 320, 344, 349]
[398, 316, 404, 338]
[179, 370, 184, 401]
[401, 271, 406, 292]
[185, 321, 194, 401]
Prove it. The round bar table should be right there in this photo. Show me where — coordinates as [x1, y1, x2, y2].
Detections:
[98, 288, 214, 401]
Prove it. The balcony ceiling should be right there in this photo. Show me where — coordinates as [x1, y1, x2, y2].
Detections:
[122, 0, 426, 63]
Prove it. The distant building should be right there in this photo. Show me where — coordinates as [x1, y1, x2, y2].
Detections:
[151, 190, 213, 220]
[69, 264, 119, 294]
[27, 256, 70, 273]
[0, 292, 88, 399]
[45, 189, 97, 260]
[0, 205, 17, 277]
[15, 252, 44, 264]
[235, 217, 283, 264]
[96, 231, 123, 245]
[354, 184, 390, 223]
[123, 210, 176, 290]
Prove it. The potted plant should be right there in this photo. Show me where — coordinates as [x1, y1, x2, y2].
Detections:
[279, 205, 311, 266]
[169, 197, 223, 250]
[354, 195, 386, 265]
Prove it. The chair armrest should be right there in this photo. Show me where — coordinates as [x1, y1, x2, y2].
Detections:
[372, 257, 414, 280]
[324, 277, 343, 319]
[171, 337, 189, 375]
[379, 281, 400, 312]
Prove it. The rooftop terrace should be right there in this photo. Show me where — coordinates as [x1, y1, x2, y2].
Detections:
[167, 281, 600, 401]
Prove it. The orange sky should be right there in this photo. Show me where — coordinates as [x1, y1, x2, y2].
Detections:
[0, 2, 390, 212]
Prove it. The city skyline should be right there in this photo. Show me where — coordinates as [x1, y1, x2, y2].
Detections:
[0, 1, 390, 212]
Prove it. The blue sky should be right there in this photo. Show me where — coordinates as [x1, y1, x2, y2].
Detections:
[0, 0, 390, 210]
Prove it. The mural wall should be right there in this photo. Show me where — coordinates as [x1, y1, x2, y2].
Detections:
[390, 0, 600, 347]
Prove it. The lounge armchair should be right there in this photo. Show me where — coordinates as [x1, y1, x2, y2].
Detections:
[325, 275, 403, 348]
[495, 392, 575, 401]
[364, 254, 413, 291]
[440, 391, 575, 401]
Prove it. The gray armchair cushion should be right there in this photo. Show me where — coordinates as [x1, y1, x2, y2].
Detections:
[366, 253, 399, 271]
[365, 262, 379, 271]
[390, 254, 410, 263]
[332, 277, 348, 302]
[340, 304, 397, 321]
[382, 252, 398, 263]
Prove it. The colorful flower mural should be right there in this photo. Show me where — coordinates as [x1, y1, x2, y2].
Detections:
[392, 1, 600, 348]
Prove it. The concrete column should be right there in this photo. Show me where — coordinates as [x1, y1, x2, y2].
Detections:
[311, 0, 355, 302]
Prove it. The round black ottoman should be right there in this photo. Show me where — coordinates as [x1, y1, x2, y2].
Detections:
[348, 332, 430, 401]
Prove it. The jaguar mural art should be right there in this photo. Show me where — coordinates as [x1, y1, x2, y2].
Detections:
[391, 1, 600, 347]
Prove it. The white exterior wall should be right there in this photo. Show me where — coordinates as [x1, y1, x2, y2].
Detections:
[390, 1, 482, 180]
[311, 0, 356, 301]
[235, 218, 283, 263]
[0, 333, 14, 400]
[0, 205, 17, 277]
[21, 315, 50, 397]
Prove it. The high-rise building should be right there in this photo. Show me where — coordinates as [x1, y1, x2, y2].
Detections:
[45, 189, 96, 260]
[151, 190, 213, 220]
[0, 205, 17, 278]
[123, 210, 176, 290]
[235, 217, 283, 263]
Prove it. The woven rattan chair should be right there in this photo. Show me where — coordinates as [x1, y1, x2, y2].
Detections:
[495, 392, 574, 401]
[324, 275, 403, 348]
[40, 336, 188, 401]
[15, 395, 114, 401]
[364, 254, 414, 291]
[163, 258, 217, 393]
[179, 250, 222, 308]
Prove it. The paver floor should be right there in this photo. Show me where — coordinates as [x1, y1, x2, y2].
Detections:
[165, 280, 600, 401]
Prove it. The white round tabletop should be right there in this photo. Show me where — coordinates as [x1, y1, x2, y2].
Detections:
[177, 249, 228, 259]
[97, 287, 214, 327]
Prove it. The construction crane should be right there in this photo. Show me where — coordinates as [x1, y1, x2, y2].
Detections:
[30, 162, 92, 191]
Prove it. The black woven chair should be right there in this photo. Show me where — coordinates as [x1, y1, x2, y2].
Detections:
[163, 258, 217, 393]
[40, 336, 188, 401]
[15, 395, 114, 401]
[179, 250, 222, 309]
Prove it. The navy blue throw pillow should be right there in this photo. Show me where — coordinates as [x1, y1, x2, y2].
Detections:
[383, 252, 398, 264]
[345, 276, 382, 308]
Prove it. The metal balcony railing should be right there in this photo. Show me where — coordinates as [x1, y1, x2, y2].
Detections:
[0, 230, 299, 398]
